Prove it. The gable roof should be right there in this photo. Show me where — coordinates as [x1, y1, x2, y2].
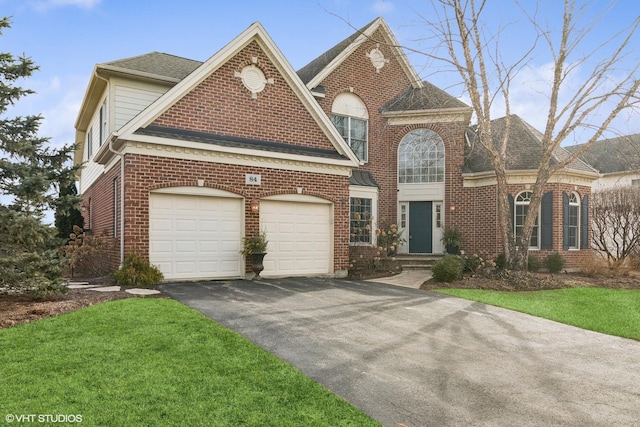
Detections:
[382, 81, 468, 112]
[566, 133, 640, 174]
[106, 22, 360, 167]
[101, 52, 202, 81]
[464, 115, 596, 174]
[297, 17, 422, 90]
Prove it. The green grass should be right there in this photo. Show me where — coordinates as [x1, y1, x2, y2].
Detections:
[0, 298, 379, 427]
[436, 287, 640, 340]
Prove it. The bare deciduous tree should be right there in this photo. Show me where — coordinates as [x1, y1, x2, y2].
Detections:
[421, 0, 640, 269]
[591, 186, 640, 266]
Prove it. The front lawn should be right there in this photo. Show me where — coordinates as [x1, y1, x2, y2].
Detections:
[0, 298, 379, 427]
[436, 287, 640, 340]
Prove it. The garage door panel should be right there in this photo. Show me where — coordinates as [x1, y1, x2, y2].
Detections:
[149, 193, 243, 280]
[261, 200, 331, 277]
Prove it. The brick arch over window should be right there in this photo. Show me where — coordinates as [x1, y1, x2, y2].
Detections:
[398, 128, 445, 183]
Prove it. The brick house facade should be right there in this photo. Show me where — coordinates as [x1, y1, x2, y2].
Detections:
[74, 18, 597, 280]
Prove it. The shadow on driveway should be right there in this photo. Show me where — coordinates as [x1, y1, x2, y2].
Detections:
[158, 277, 640, 427]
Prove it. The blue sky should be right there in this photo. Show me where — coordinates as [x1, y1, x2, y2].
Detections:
[2, 0, 640, 154]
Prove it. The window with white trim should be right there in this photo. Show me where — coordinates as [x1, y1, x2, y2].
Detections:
[87, 127, 93, 159]
[350, 197, 372, 244]
[435, 203, 442, 228]
[398, 129, 445, 183]
[99, 101, 107, 146]
[331, 92, 369, 162]
[568, 192, 580, 249]
[514, 191, 540, 248]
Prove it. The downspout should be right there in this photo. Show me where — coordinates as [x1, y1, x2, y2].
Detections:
[93, 69, 125, 265]
[108, 133, 125, 265]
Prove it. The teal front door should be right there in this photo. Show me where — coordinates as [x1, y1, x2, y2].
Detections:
[409, 201, 433, 253]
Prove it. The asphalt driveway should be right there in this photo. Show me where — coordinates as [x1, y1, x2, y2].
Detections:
[158, 278, 640, 426]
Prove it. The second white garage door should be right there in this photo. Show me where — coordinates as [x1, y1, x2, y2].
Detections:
[149, 191, 243, 280]
[260, 198, 332, 277]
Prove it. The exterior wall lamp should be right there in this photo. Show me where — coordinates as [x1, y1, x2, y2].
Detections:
[250, 199, 260, 213]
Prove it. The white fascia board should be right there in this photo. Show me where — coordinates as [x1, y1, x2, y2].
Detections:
[124, 133, 355, 168]
[306, 17, 423, 90]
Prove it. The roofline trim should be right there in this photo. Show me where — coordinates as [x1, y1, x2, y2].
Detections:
[305, 18, 423, 90]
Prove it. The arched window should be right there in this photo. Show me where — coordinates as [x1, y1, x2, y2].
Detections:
[514, 191, 540, 248]
[331, 93, 368, 162]
[398, 129, 445, 183]
[567, 192, 580, 249]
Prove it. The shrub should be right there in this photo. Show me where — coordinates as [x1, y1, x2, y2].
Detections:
[544, 252, 566, 274]
[114, 254, 164, 287]
[432, 255, 463, 282]
[462, 254, 485, 273]
[494, 253, 507, 270]
[63, 226, 117, 278]
[527, 255, 542, 272]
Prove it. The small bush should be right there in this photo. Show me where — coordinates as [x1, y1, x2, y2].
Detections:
[462, 254, 485, 273]
[114, 254, 164, 287]
[578, 253, 611, 277]
[544, 252, 566, 274]
[527, 255, 542, 272]
[494, 253, 507, 270]
[432, 255, 463, 282]
[63, 226, 117, 277]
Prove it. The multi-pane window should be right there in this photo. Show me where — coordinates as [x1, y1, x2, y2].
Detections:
[568, 192, 580, 249]
[332, 115, 368, 162]
[398, 129, 445, 183]
[87, 127, 93, 159]
[400, 204, 407, 229]
[435, 203, 442, 228]
[99, 101, 107, 146]
[350, 197, 372, 244]
[515, 191, 539, 248]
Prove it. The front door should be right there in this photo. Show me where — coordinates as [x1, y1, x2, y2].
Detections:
[409, 201, 432, 253]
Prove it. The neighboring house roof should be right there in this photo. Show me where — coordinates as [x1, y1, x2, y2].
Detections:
[297, 17, 423, 90]
[102, 52, 202, 81]
[566, 133, 640, 174]
[349, 169, 379, 187]
[464, 115, 596, 174]
[382, 81, 468, 112]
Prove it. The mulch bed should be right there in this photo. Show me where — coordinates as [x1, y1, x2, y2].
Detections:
[0, 276, 167, 330]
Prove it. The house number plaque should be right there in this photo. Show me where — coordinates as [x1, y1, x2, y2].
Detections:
[245, 174, 261, 185]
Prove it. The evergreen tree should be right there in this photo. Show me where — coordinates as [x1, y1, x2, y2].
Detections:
[54, 181, 84, 240]
[0, 17, 81, 295]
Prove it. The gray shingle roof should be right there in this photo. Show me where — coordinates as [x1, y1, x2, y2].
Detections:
[296, 19, 378, 85]
[464, 115, 595, 173]
[382, 81, 468, 112]
[102, 52, 202, 80]
[135, 125, 347, 160]
[565, 133, 640, 174]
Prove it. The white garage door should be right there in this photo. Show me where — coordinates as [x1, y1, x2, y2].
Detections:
[260, 199, 332, 277]
[149, 192, 243, 280]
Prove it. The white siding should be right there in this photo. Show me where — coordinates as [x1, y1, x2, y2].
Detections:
[79, 109, 103, 194]
[593, 173, 640, 190]
[114, 81, 168, 130]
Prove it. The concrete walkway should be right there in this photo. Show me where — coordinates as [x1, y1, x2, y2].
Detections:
[159, 278, 640, 427]
[365, 268, 432, 289]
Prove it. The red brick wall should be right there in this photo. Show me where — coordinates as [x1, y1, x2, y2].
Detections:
[120, 153, 350, 274]
[313, 28, 419, 223]
[153, 41, 336, 152]
[79, 159, 121, 271]
[459, 181, 593, 268]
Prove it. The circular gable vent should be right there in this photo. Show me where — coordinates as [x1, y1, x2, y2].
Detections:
[240, 64, 267, 94]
